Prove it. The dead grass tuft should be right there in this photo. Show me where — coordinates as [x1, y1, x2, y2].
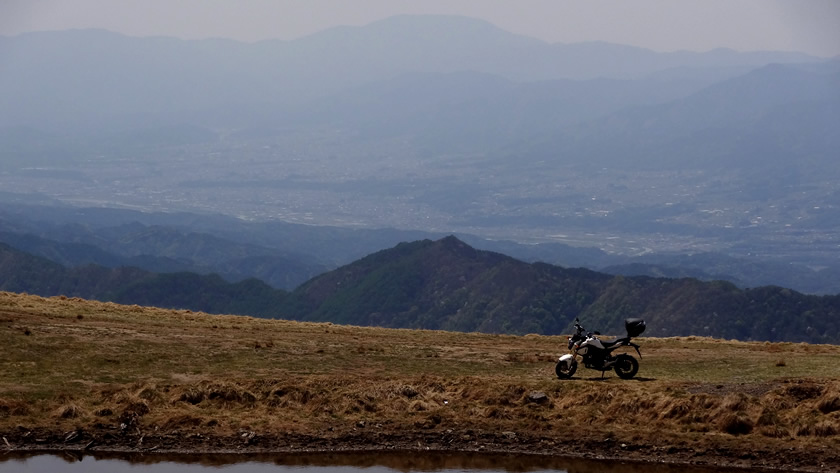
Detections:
[659, 398, 692, 420]
[178, 386, 207, 405]
[812, 420, 838, 437]
[400, 385, 419, 398]
[498, 385, 526, 406]
[176, 382, 256, 406]
[121, 400, 150, 418]
[816, 383, 840, 414]
[207, 384, 256, 404]
[817, 396, 840, 414]
[0, 398, 30, 417]
[758, 425, 790, 438]
[719, 412, 754, 435]
[720, 393, 750, 412]
[784, 382, 824, 401]
[161, 414, 206, 430]
[137, 384, 163, 403]
[756, 408, 783, 427]
[795, 415, 839, 437]
[484, 407, 511, 419]
[409, 400, 430, 412]
[762, 393, 793, 411]
[58, 403, 83, 419]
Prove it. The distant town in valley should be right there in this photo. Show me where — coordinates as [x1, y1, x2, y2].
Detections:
[3, 127, 838, 268]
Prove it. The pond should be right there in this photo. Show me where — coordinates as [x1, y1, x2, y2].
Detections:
[0, 451, 759, 473]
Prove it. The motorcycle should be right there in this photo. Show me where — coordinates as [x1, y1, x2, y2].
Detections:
[555, 318, 645, 379]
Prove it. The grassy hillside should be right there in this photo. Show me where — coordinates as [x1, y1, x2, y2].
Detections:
[0, 291, 838, 469]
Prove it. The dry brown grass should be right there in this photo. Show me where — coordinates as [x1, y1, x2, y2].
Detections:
[1, 291, 839, 454]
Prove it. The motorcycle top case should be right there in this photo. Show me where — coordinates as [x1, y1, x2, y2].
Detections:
[625, 318, 646, 337]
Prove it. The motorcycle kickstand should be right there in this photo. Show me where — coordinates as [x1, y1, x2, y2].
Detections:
[601, 371, 605, 379]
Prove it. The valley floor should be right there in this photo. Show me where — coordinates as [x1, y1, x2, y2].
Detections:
[1, 292, 838, 471]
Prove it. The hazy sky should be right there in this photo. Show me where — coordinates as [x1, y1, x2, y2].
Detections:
[2, 0, 839, 57]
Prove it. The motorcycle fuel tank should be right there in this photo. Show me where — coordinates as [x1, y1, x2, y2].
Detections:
[582, 337, 604, 350]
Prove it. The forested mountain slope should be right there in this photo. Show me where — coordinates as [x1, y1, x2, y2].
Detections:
[2, 237, 838, 343]
[282, 236, 840, 342]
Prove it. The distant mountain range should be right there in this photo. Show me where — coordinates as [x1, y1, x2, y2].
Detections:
[524, 62, 840, 171]
[0, 15, 825, 134]
[1, 229, 838, 343]
[2, 202, 839, 295]
[2, 18, 836, 182]
[0, 242, 286, 316]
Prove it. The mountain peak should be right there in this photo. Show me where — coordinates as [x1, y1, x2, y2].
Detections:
[437, 234, 468, 248]
[360, 14, 536, 41]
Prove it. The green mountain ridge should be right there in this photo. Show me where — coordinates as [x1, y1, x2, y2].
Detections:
[282, 236, 840, 342]
[0, 222, 326, 290]
[4, 202, 840, 294]
[0, 242, 287, 316]
[285, 236, 605, 334]
[4, 236, 836, 343]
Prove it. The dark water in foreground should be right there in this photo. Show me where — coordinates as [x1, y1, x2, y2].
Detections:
[0, 451, 757, 473]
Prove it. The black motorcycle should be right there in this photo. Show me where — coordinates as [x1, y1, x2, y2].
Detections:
[555, 318, 645, 379]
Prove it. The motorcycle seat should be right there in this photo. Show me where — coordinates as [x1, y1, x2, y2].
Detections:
[600, 336, 630, 348]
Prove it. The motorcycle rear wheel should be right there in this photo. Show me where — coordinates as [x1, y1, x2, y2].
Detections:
[555, 358, 577, 379]
[614, 354, 639, 379]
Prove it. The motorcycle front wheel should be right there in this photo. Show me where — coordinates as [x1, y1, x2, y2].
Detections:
[555, 358, 577, 379]
[614, 354, 639, 379]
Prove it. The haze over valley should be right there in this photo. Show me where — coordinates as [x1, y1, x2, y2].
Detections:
[2, 15, 839, 296]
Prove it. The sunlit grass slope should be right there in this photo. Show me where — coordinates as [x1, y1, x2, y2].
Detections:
[1, 291, 838, 453]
